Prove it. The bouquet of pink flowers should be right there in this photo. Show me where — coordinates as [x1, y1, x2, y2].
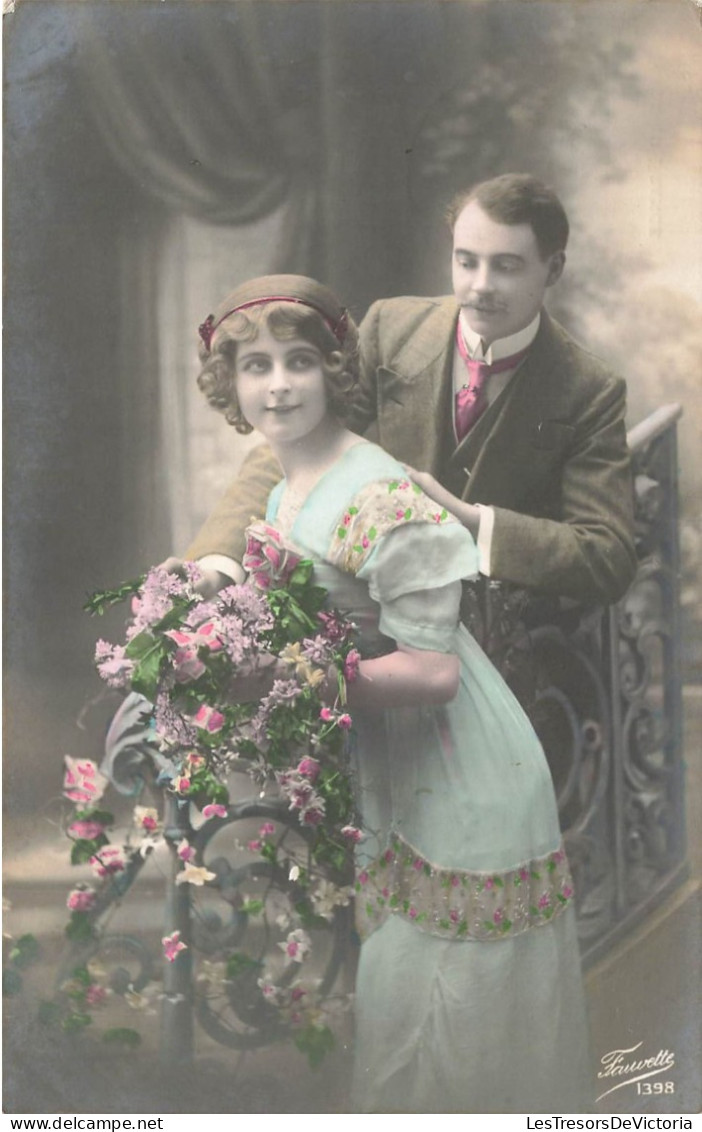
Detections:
[88, 522, 362, 873]
[50, 524, 362, 1059]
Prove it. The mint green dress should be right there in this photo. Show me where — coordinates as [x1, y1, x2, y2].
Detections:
[265, 442, 592, 1114]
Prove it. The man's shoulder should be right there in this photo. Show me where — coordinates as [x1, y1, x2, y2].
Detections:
[360, 294, 456, 353]
[542, 313, 625, 395]
[364, 293, 455, 326]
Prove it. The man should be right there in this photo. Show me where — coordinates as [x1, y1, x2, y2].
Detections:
[183, 173, 636, 605]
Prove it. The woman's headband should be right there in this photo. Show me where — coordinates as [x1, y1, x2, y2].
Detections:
[198, 276, 349, 354]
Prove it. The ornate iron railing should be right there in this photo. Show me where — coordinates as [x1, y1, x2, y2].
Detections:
[62, 403, 686, 1062]
[469, 403, 686, 965]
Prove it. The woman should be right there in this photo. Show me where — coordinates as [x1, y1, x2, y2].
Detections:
[196, 274, 592, 1113]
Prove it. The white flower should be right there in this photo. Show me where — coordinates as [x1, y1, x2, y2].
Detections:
[138, 835, 161, 859]
[175, 864, 217, 886]
[125, 983, 161, 1014]
[288, 864, 301, 882]
[311, 879, 353, 920]
[279, 928, 312, 963]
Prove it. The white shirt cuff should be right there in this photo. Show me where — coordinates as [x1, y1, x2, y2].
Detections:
[197, 554, 246, 585]
[476, 506, 495, 576]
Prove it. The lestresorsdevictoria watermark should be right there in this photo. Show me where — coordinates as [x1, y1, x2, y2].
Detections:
[525, 1121, 693, 1130]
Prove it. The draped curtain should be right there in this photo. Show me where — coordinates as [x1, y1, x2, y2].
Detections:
[70, 1, 447, 543]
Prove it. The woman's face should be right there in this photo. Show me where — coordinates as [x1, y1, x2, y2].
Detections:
[233, 323, 330, 447]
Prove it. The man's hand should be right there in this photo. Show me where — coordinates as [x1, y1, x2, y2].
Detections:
[403, 467, 481, 538]
[158, 557, 229, 600]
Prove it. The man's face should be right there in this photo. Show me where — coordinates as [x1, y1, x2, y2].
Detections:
[452, 200, 565, 344]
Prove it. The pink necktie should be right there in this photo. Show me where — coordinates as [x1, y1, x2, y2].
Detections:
[454, 323, 529, 442]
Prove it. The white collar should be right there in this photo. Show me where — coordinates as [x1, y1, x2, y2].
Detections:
[458, 311, 541, 364]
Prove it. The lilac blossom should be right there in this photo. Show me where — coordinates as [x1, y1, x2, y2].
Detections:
[153, 690, 198, 749]
[94, 640, 134, 689]
[301, 635, 333, 666]
[127, 566, 193, 640]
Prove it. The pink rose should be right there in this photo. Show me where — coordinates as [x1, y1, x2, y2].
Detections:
[172, 647, 206, 683]
[538, 894, 550, 910]
[66, 888, 96, 912]
[62, 757, 107, 806]
[319, 707, 334, 722]
[302, 807, 324, 826]
[89, 847, 125, 878]
[341, 825, 363, 843]
[338, 713, 352, 731]
[193, 704, 225, 734]
[242, 522, 301, 590]
[86, 984, 108, 1007]
[202, 803, 228, 819]
[68, 820, 105, 841]
[259, 821, 276, 836]
[449, 908, 460, 924]
[162, 930, 187, 963]
[358, 870, 369, 886]
[343, 649, 361, 683]
[296, 757, 320, 782]
[493, 909, 503, 925]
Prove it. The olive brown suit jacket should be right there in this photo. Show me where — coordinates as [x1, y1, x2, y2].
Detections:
[186, 296, 637, 606]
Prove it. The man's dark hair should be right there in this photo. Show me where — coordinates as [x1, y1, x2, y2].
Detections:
[446, 173, 570, 259]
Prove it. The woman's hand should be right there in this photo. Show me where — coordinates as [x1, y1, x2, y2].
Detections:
[159, 556, 229, 600]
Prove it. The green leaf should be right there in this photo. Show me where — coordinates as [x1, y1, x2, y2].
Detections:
[226, 952, 262, 979]
[9, 934, 40, 968]
[74, 809, 114, 826]
[71, 838, 103, 866]
[336, 527, 347, 539]
[61, 1011, 93, 1034]
[288, 560, 314, 587]
[367, 526, 377, 540]
[65, 912, 95, 944]
[124, 630, 159, 661]
[131, 645, 167, 701]
[102, 1028, 142, 1049]
[294, 1023, 335, 1069]
[83, 576, 145, 616]
[240, 899, 264, 917]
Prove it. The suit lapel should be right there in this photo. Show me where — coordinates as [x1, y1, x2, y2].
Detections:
[377, 297, 458, 473]
[452, 312, 566, 505]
